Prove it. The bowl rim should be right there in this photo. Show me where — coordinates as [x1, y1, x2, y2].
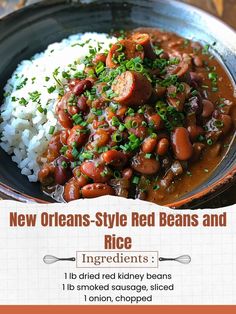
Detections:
[0, 0, 236, 207]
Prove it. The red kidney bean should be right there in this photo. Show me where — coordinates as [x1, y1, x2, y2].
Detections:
[202, 99, 214, 118]
[67, 104, 79, 116]
[147, 113, 163, 130]
[47, 133, 63, 162]
[80, 161, 111, 183]
[193, 56, 203, 67]
[155, 85, 167, 98]
[76, 175, 88, 188]
[142, 137, 158, 153]
[122, 168, 133, 180]
[167, 84, 186, 111]
[186, 112, 197, 127]
[116, 105, 128, 118]
[187, 125, 204, 141]
[91, 129, 110, 148]
[54, 166, 71, 185]
[182, 82, 191, 99]
[56, 91, 73, 114]
[54, 156, 72, 185]
[67, 125, 89, 148]
[219, 114, 232, 135]
[38, 164, 55, 186]
[72, 79, 92, 96]
[58, 110, 73, 129]
[68, 79, 81, 90]
[131, 153, 160, 175]
[125, 114, 143, 128]
[156, 138, 169, 156]
[54, 156, 70, 166]
[102, 150, 127, 168]
[189, 71, 203, 84]
[64, 148, 74, 161]
[81, 183, 115, 198]
[60, 129, 70, 145]
[106, 39, 144, 68]
[167, 95, 185, 112]
[63, 178, 81, 202]
[77, 95, 88, 112]
[72, 166, 81, 178]
[72, 167, 89, 187]
[132, 126, 147, 139]
[93, 53, 107, 64]
[159, 52, 169, 60]
[171, 127, 193, 160]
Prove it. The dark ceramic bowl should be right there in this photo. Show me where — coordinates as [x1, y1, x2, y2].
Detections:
[0, 0, 235, 207]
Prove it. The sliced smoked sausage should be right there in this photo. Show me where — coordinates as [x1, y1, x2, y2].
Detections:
[131, 33, 156, 59]
[106, 39, 144, 68]
[112, 71, 152, 106]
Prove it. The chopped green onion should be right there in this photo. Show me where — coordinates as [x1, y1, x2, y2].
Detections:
[37, 105, 44, 113]
[72, 113, 83, 125]
[47, 86, 56, 94]
[208, 72, 218, 82]
[72, 147, 80, 159]
[19, 97, 28, 106]
[111, 116, 120, 127]
[136, 44, 143, 51]
[49, 126, 55, 135]
[207, 139, 213, 145]
[132, 176, 140, 184]
[91, 108, 103, 116]
[114, 170, 121, 179]
[95, 62, 105, 75]
[118, 124, 126, 132]
[61, 161, 68, 169]
[60, 146, 68, 154]
[153, 184, 160, 191]
[131, 120, 138, 128]
[112, 132, 123, 142]
[127, 108, 135, 116]
[116, 43, 124, 52]
[214, 120, 224, 128]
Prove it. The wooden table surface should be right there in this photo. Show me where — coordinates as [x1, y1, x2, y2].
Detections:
[0, 0, 235, 207]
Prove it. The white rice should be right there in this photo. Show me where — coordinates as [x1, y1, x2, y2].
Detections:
[0, 33, 116, 182]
